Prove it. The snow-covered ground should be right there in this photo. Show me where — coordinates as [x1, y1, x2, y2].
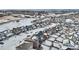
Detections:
[0, 18, 35, 32]
[0, 15, 58, 50]
[0, 18, 36, 49]
[0, 13, 79, 50]
[0, 23, 57, 50]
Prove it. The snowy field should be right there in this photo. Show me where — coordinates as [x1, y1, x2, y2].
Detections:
[0, 18, 36, 49]
[0, 12, 79, 50]
[0, 15, 57, 50]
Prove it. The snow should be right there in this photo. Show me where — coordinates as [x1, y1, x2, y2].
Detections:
[28, 23, 57, 34]
[74, 45, 79, 49]
[32, 36, 38, 41]
[0, 18, 35, 32]
[61, 34, 65, 38]
[77, 31, 79, 35]
[48, 37, 55, 41]
[61, 45, 68, 50]
[53, 42, 61, 48]
[56, 33, 60, 36]
[0, 18, 36, 49]
[41, 45, 50, 50]
[42, 40, 52, 46]
[51, 35, 58, 38]
[74, 34, 78, 37]
[0, 12, 78, 50]
[63, 39, 69, 45]
[56, 37, 63, 42]
[0, 33, 28, 50]
[70, 40, 75, 47]
[65, 19, 74, 23]
[0, 17, 57, 49]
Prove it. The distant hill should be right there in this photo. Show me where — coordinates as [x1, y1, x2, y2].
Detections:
[0, 9, 79, 14]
